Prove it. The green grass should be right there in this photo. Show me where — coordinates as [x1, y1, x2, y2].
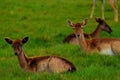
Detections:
[0, 0, 120, 80]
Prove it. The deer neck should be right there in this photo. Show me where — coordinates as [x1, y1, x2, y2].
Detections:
[17, 48, 29, 70]
[77, 31, 88, 51]
[90, 24, 102, 38]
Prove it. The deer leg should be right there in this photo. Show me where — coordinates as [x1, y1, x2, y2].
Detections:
[108, 0, 118, 22]
[90, 0, 96, 18]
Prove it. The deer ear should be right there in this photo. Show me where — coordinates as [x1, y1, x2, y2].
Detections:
[67, 20, 74, 28]
[81, 18, 88, 27]
[95, 18, 103, 23]
[5, 38, 13, 44]
[95, 17, 99, 22]
[22, 37, 29, 44]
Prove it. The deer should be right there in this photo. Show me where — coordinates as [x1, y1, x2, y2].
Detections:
[68, 19, 120, 55]
[90, 0, 118, 22]
[5, 37, 76, 73]
[63, 18, 112, 45]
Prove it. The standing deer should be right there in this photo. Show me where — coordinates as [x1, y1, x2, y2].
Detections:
[5, 37, 76, 73]
[90, 0, 118, 22]
[63, 18, 112, 45]
[68, 19, 120, 55]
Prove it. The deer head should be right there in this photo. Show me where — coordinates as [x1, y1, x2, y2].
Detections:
[67, 19, 88, 38]
[5, 37, 29, 56]
[95, 18, 112, 33]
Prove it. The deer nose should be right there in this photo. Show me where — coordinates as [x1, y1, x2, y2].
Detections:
[14, 52, 18, 56]
[110, 29, 112, 33]
[108, 29, 112, 34]
[77, 34, 80, 37]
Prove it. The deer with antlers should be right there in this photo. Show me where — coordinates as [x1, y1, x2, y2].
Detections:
[5, 37, 76, 73]
[63, 18, 112, 45]
[90, 0, 118, 22]
[68, 19, 120, 55]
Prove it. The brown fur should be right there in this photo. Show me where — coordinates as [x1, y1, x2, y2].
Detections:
[5, 37, 76, 73]
[69, 19, 120, 55]
[63, 18, 112, 45]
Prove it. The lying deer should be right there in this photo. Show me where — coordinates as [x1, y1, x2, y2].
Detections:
[63, 18, 112, 45]
[68, 19, 120, 55]
[5, 37, 76, 73]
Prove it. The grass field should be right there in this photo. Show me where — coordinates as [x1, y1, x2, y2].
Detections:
[0, 0, 120, 80]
